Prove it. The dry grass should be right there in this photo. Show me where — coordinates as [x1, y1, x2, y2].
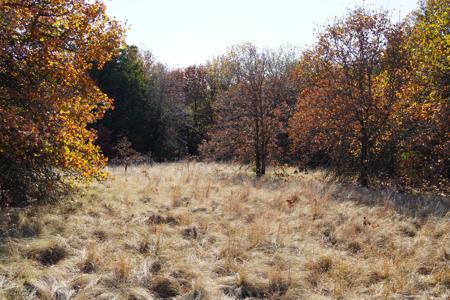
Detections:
[0, 162, 449, 299]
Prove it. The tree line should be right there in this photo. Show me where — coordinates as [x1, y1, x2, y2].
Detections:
[1, 0, 448, 206]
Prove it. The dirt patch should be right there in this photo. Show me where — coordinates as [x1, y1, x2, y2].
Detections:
[147, 214, 179, 225]
[348, 241, 362, 254]
[223, 282, 266, 299]
[148, 276, 180, 298]
[417, 266, 432, 275]
[181, 226, 198, 239]
[28, 244, 66, 266]
[93, 230, 107, 241]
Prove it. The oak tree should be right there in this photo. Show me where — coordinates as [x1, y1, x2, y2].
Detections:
[0, 0, 124, 205]
[289, 8, 407, 186]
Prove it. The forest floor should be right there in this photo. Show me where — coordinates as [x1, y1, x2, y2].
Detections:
[0, 162, 449, 299]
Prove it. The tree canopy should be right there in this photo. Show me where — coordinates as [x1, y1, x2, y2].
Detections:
[0, 0, 124, 205]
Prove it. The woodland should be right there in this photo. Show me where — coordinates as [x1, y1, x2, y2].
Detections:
[0, 1, 449, 299]
[1, 0, 449, 206]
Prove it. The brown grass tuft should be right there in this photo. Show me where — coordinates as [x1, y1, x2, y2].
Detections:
[80, 244, 100, 273]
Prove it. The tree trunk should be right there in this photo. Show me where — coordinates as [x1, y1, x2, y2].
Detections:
[255, 132, 262, 178]
[260, 132, 267, 177]
[255, 156, 262, 178]
[260, 155, 266, 177]
[359, 125, 369, 187]
[254, 96, 262, 178]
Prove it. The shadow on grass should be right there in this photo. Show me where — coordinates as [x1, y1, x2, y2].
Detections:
[332, 183, 449, 218]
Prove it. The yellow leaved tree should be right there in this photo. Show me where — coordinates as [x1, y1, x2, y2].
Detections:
[0, 0, 124, 206]
[396, 0, 449, 191]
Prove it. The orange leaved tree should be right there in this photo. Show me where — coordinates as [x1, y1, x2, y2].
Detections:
[289, 8, 407, 187]
[0, 0, 124, 206]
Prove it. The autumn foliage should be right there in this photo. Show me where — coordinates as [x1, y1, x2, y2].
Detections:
[0, 0, 447, 206]
[0, 0, 124, 205]
[287, 2, 448, 191]
[288, 9, 407, 187]
[395, 0, 449, 190]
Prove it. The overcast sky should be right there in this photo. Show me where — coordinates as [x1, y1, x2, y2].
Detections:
[105, 0, 419, 68]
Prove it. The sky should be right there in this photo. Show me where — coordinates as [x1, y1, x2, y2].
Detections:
[105, 0, 419, 68]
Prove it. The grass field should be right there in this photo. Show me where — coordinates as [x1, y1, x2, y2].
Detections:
[0, 162, 449, 299]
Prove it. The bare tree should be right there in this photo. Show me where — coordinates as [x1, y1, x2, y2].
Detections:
[202, 43, 297, 177]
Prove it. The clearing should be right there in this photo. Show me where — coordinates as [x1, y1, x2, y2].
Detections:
[0, 162, 449, 299]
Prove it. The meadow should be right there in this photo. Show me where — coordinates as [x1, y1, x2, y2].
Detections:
[0, 162, 449, 299]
